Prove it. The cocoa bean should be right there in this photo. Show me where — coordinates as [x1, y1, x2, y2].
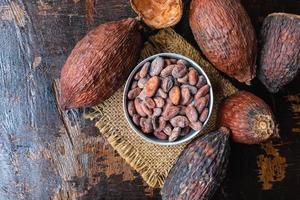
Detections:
[139, 61, 150, 78]
[164, 59, 172, 66]
[134, 98, 146, 117]
[131, 81, 138, 89]
[153, 97, 165, 108]
[142, 118, 153, 133]
[139, 117, 146, 127]
[169, 127, 181, 142]
[132, 114, 140, 126]
[169, 86, 181, 105]
[156, 88, 168, 99]
[180, 87, 191, 105]
[144, 97, 155, 109]
[170, 58, 177, 64]
[137, 89, 146, 100]
[138, 77, 149, 88]
[127, 101, 136, 117]
[150, 56, 164, 76]
[162, 106, 180, 121]
[153, 108, 162, 117]
[161, 65, 175, 77]
[188, 69, 198, 85]
[177, 59, 189, 66]
[178, 105, 186, 115]
[152, 117, 159, 130]
[194, 97, 207, 113]
[144, 76, 160, 97]
[185, 105, 198, 122]
[161, 76, 174, 93]
[180, 127, 191, 136]
[200, 108, 209, 122]
[154, 131, 168, 140]
[141, 102, 153, 116]
[170, 116, 189, 128]
[195, 84, 210, 99]
[181, 84, 198, 95]
[177, 75, 188, 84]
[163, 124, 173, 136]
[134, 71, 140, 80]
[190, 121, 203, 131]
[128, 87, 141, 100]
[196, 75, 206, 88]
[159, 117, 167, 130]
[172, 64, 187, 78]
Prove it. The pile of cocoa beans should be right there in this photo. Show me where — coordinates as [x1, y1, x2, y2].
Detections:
[126, 56, 211, 142]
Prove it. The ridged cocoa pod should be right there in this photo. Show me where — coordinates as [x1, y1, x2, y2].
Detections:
[189, 0, 257, 83]
[60, 18, 143, 109]
[258, 13, 300, 93]
[161, 127, 230, 200]
[219, 91, 279, 144]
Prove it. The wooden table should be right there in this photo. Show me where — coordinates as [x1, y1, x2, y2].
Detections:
[0, 0, 299, 199]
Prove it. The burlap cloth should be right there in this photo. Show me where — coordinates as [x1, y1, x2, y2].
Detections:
[86, 28, 237, 188]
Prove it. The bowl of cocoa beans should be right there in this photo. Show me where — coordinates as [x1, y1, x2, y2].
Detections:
[123, 53, 213, 145]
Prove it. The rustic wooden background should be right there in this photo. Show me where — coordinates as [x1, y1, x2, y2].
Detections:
[0, 0, 299, 199]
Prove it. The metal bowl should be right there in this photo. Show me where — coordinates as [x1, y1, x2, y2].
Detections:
[123, 53, 214, 145]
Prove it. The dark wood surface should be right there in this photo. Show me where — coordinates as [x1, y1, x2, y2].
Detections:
[0, 0, 299, 199]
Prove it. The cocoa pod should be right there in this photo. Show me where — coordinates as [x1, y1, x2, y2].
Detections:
[127, 87, 142, 100]
[60, 18, 143, 109]
[170, 116, 189, 128]
[130, 0, 183, 29]
[132, 114, 140, 126]
[134, 98, 146, 117]
[180, 87, 191, 105]
[161, 76, 174, 93]
[186, 105, 198, 122]
[161, 127, 230, 200]
[139, 62, 150, 78]
[169, 127, 181, 142]
[219, 91, 279, 144]
[161, 65, 175, 77]
[189, 0, 257, 83]
[153, 97, 165, 108]
[127, 101, 136, 117]
[154, 131, 168, 140]
[150, 56, 164, 76]
[172, 64, 187, 78]
[144, 76, 160, 97]
[258, 13, 300, 93]
[188, 69, 198, 85]
[169, 86, 181, 105]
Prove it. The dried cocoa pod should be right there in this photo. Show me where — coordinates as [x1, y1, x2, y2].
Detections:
[196, 75, 206, 88]
[127, 87, 142, 100]
[170, 116, 189, 128]
[153, 97, 165, 108]
[163, 124, 173, 136]
[219, 91, 279, 144]
[161, 76, 174, 93]
[169, 86, 181, 105]
[131, 81, 138, 89]
[172, 64, 187, 78]
[141, 102, 153, 116]
[161, 127, 230, 200]
[180, 127, 191, 136]
[190, 121, 203, 131]
[154, 131, 168, 140]
[200, 108, 209, 122]
[161, 65, 175, 77]
[258, 13, 300, 93]
[189, 0, 257, 83]
[186, 105, 198, 122]
[127, 101, 136, 117]
[177, 75, 188, 84]
[130, 0, 183, 29]
[156, 88, 168, 99]
[169, 127, 181, 142]
[150, 56, 164, 76]
[153, 108, 162, 117]
[180, 87, 191, 105]
[139, 62, 150, 78]
[162, 106, 180, 121]
[138, 77, 149, 88]
[132, 114, 140, 126]
[144, 97, 156, 109]
[188, 69, 198, 85]
[144, 76, 160, 97]
[60, 18, 143, 109]
[134, 98, 146, 117]
[181, 84, 198, 95]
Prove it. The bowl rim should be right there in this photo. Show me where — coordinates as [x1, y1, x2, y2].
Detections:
[123, 52, 214, 145]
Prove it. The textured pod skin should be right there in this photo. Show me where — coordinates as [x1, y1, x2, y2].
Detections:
[189, 0, 257, 83]
[258, 13, 300, 93]
[161, 127, 230, 200]
[60, 18, 143, 109]
[219, 91, 279, 144]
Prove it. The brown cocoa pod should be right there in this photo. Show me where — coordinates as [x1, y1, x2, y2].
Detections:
[258, 13, 300, 93]
[141, 118, 153, 134]
[144, 97, 156, 109]
[169, 86, 181, 105]
[153, 97, 165, 108]
[170, 116, 189, 128]
[195, 84, 210, 99]
[154, 130, 168, 140]
[161, 65, 175, 77]
[169, 127, 181, 142]
[131, 80, 138, 89]
[150, 56, 164, 76]
[172, 64, 187, 78]
[219, 91, 279, 144]
[163, 124, 173, 136]
[199, 108, 209, 122]
[177, 59, 189, 66]
[188, 69, 198, 85]
[139, 62, 150, 78]
[158, 117, 167, 130]
[134, 98, 146, 117]
[186, 105, 198, 122]
[162, 106, 180, 121]
[60, 17, 144, 109]
[189, 0, 257, 83]
[161, 127, 230, 200]
[196, 75, 207, 88]
[164, 59, 172, 66]
[180, 87, 191, 105]
[177, 75, 188, 84]
[180, 127, 191, 136]
[194, 97, 207, 113]
[138, 77, 149, 88]
[181, 84, 198, 95]
[161, 76, 174, 93]
[141, 102, 153, 116]
[127, 101, 136, 117]
[132, 114, 140, 126]
[127, 87, 141, 100]
[156, 88, 168, 99]
[153, 108, 162, 117]
[144, 76, 160, 97]
[190, 121, 203, 131]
